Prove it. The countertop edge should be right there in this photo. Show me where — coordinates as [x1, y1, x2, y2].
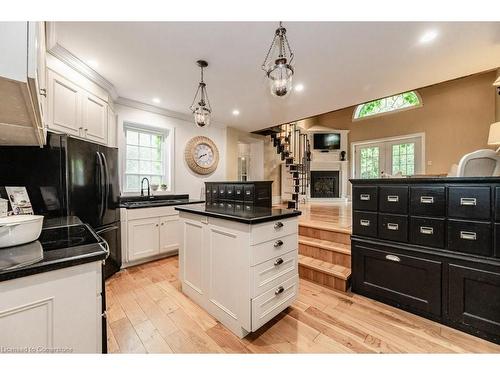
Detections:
[175, 206, 302, 224]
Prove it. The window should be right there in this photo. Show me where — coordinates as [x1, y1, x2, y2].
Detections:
[391, 143, 415, 176]
[353, 91, 421, 120]
[359, 147, 380, 179]
[124, 125, 169, 192]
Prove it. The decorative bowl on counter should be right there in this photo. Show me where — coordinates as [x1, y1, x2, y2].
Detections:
[0, 215, 44, 248]
[150, 183, 159, 192]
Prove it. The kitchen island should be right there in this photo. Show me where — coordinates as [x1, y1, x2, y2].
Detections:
[175, 203, 301, 338]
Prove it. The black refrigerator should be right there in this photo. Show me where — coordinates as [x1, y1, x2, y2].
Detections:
[0, 132, 122, 279]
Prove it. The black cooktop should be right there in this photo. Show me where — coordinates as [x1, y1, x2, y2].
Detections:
[39, 224, 100, 251]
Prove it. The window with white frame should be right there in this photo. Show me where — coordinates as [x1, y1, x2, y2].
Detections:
[124, 125, 170, 192]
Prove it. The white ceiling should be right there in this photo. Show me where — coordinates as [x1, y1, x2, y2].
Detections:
[52, 22, 500, 131]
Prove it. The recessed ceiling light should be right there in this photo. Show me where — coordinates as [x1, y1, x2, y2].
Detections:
[419, 30, 438, 44]
[232, 109, 240, 116]
[87, 60, 98, 68]
[152, 98, 161, 104]
[294, 83, 304, 92]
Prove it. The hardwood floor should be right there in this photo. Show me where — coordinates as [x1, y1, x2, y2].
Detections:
[297, 201, 353, 233]
[105, 255, 500, 353]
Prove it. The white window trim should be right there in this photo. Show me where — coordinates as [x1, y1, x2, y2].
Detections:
[120, 121, 175, 196]
[352, 91, 423, 122]
[350, 132, 426, 179]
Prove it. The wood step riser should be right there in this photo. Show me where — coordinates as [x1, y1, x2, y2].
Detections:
[299, 244, 351, 268]
[299, 226, 351, 245]
[298, 265, 350, 292]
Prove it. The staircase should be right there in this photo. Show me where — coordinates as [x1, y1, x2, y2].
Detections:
[269, 123, 311, 209]
[298, 222, 352, 292]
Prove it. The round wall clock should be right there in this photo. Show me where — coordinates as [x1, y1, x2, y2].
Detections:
[184, 136, 219, 175]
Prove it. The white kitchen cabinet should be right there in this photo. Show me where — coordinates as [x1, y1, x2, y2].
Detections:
[107, 106, 117, 148]
[127, 217, 160, 261]
[0, 261, 102, 353]
[83, 91, 108, 144]
[160, 215, 180, 254]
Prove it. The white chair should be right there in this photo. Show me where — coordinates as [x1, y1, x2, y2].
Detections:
[456, 149, 500, 177]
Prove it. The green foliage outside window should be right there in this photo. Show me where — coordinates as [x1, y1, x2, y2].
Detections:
[354, 91, 421, 120]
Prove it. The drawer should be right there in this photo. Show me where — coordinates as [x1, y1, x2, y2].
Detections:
[496, 187, 500, 222]
[410, 186, 446, 217]
[210, 185, 219, 197]
[218, 184, 227, 199]
[448, 186, 491, 220]
[244, 185, 255, 201]
[352, 186, 378, 211]
[250, 217, 298, 245]
[251, 274, 298, 331]
[251, 233, 298, 266]
[379, 186, 409, 214]
[496, 224, 500, 258]
[205, 188, 212, 201]
[351, 242, 442, 317]
[234, 185, 244, 200]
[409, 217, 445, 248]
[447, 220, 492, 257]
[352, 211, 378, 238]
[378, 214, 408, 243]
[225, 184, 235, 200]
[251, 249, 298, 297]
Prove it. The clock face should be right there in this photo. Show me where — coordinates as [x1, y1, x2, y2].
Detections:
[193, 143, 214, 167]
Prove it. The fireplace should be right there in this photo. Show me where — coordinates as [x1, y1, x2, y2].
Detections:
[310, 171, 340, 198]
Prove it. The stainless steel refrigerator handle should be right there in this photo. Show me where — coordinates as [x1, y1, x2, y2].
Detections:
[96, 152, 105, 221]
[101, 152, 110, 219]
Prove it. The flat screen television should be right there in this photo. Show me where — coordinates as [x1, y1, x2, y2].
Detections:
[313, 133, 341, 150]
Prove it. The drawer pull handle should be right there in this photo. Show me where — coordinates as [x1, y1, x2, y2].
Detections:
[387, 223, 399, 231]
[360, 219, 370, 227]
[460, 197, 477, 206]
[360, 194, 371, 201]
[420, 196, 434, 204]
[275, 286, 285, 295]
[460, 231, 477, 241]
[274, 222, 284, 229]
[274, 258, 284, 266]
[387, 195, 399, 203]
[385, 255, 401, 262]
[420, 226, 434, 235]
[274, 240, 284, 247]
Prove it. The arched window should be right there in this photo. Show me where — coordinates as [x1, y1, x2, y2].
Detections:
[353, 91, 422, 120]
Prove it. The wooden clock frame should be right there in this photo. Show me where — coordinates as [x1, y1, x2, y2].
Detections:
[184, 136, 219, 175]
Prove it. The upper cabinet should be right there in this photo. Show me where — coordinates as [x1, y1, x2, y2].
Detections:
[0, 22, 46, 146]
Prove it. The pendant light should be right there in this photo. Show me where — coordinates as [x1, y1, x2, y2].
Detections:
[261, 22, 295, 97]
[190, 60, 212, 127]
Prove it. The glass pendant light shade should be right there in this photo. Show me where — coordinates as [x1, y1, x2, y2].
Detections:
[190, 60, 212, 127]
[268, 59, 294, 97]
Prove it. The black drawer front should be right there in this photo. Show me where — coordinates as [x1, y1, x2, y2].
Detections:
[409, 217, 445, 249]
[352, 211, 378, 238]
[496, 187, 500, 222]
[448, 264, 500, 341]
[234, 185, 244, 200]
[448, 186, 491, 220]
[243, 185, 255, 201]
[217, 184, 226, 199]
[378, 214, 408, 243]
[447, 220, 492, 257]
[352, 242, 442, 317]
[495, 224, 500, 258]
[225, 184, 235, 200]
[379, 186, 409, 214]
[211, 185, 219, 197]
[410, 186, 446, 217]
[352, 186, 378, 211]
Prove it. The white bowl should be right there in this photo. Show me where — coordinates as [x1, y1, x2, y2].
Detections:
[0, 215, 44, 248]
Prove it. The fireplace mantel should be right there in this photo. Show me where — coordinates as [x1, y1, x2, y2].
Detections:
[309, 160, 349, 201]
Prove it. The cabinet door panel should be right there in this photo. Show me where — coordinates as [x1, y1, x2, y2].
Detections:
[83, 92, 107, 144]
[379, 186, 409, 214]
[352, 186, 378, 211]
[127, 218, 160, 261]
[182, 220, 204, 295]
[410, 186, 446, 217]
[160, 215, 180, 253]
[448, 186, 491, 220]
[448, 264, 500, 342]
[48, 71, 81, 136]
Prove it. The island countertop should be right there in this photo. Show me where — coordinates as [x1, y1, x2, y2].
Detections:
[175, 203, 301, 224]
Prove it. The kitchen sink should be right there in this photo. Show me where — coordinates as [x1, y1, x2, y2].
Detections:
[124, 199, 184, 208]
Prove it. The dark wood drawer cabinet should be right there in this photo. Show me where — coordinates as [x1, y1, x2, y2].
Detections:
[218, 184, 227, 199]
[496, 187, 500, 221]
[234, 184, 244, 200]
[205, 181, 272, 207]
[243, 185, 254, 201]
[225, 184, 235, 199]
[352, 211, 378, 238]
[379, 186, 408, 214]
[447, 220, 492, 257]
[378, 214, 408, 243]
[496, 224, 500, 258]
[352, 242, 442, 317]
[448, 264, 500, 341]
[448, 186, 491, 220]
[409, 217, 445, 248]
[410, 186, 446, 217]
[353, 186, 378, 211]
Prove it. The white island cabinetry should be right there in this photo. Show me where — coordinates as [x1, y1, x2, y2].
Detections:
[178, 210, 299, 338]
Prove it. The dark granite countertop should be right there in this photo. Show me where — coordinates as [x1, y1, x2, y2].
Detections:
[119, 194, 204, 209]
[350, 177, 500, 184]
[175, 203, 301, 224]
[0, 222, 107, 282]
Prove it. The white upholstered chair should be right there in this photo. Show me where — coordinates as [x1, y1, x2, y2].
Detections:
[456, 149, 500, 177]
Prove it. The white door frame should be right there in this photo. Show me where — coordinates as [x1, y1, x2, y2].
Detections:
[351, 132, 426, 178]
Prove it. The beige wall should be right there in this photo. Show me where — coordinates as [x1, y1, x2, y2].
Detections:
[225, 127, 265, 180]
[314, 70, 497, 175]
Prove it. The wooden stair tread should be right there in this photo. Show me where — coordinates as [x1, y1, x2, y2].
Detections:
[299, 221, 352, 235]
[298, 236, 351, 255]
[298, 255, 351, 280]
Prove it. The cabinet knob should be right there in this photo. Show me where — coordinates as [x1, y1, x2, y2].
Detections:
[161, 222, 164, 226]
[274, 222, 284, 229]
[274, 257, 284, 266]
[275, 286, 285, 295]
[155, 224, 159, 227]
[39, 88, 47, 97]
[274, 240, 283, 247]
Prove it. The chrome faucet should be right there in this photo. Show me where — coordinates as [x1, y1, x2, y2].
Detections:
[140, 177, 151, 197]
